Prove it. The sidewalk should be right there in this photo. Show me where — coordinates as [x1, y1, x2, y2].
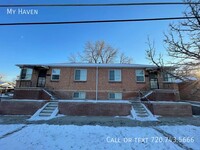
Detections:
[0, 115, 200, 127]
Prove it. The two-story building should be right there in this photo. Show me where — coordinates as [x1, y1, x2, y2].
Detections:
[14, 63, 178, 100]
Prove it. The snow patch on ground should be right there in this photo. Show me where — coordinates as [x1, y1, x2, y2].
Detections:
[159, 125, 200, 150]
[0, 124, 25, 137]
[0, 124, 183, 150]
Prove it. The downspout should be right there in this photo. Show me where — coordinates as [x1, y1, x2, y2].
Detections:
[96, 65, 99, 101]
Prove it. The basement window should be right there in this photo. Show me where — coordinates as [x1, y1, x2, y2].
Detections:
[109, 69, 121, 82]
[20, 68, 33, 80]
[109, 92, 122, 100]
[74, 69, 87, 81]
[51, 69, 60, 81]
[135, 69, 145, 82]
[73, 92, 86, 99]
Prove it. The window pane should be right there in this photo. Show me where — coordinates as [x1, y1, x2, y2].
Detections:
[136, 76, 144, 82]
[52, 75, 60, 80]
[115, 70, 121, 81]
[80, 92, 86, 99]
[52, 69, 60, 75]
[73, 92, 86, 99]
[21, 68, 32, 80]
[136, 70, 144, 76]
[75, 70, 81, 80]
[51, 69, 60, 80]
[73, 92, 79, 98]
[115, 93, 122, 99]
[136, 70, 145, 82]
[21, 69, 27, 79]
[109, 93, 115, 99]
[109, 70, 115, 81]
[80, 69, 87, 81]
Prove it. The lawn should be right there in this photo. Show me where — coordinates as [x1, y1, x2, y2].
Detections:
[0, 124, 199, 150]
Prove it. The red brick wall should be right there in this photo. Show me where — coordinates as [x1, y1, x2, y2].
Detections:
[147, 89, 180, 101]
[178, 81, 200, 101]
[44, 67, 151, 99]
[0, 100, 46, 115]
[145, 102, 192, 116]
[16, 66, 179, 100]
[13, 88, 51, 100]
[59, 101, 132, 116]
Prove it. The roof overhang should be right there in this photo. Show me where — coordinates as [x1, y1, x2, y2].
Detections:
[16, 64, 49, 69]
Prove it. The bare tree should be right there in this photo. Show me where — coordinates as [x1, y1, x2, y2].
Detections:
[68, 40, 133, 64]
[119, 53, 133, 64]
[164, 0, 200, 77]
[146, 37, 164, 68]
[146, 0, 200, 79]
[68, 53, 78, 63]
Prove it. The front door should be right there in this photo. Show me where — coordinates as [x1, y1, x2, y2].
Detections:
[37, 70, 47, 87]
[149, 72, 159, 89]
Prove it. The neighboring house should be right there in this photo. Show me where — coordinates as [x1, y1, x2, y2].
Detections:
[178, 80, 200, 101]
[0, 81, 15, 94]
[14, 63, 179, 100]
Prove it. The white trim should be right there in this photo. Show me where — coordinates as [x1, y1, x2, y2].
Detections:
[108, 92, 122, 100]
[73, 91, 86, 99]
[51, 68, 60, 81]
[74, 69, 87, 81]
[108, 69, 122, 82]
[135, 69, 145, 82]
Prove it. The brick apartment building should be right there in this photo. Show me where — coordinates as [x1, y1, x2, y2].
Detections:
[14, 63, 179, 100]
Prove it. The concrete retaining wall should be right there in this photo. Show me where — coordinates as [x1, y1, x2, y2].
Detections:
[59, 100, 132, 116]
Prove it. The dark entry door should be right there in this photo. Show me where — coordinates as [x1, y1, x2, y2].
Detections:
[37, 70, 47, 87]
[149, 73, 159, 89]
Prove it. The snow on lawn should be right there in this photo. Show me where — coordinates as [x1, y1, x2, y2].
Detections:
[159, 125, 200, 150]
[0, 124, 25, 137]
[0, 124, 182, 150]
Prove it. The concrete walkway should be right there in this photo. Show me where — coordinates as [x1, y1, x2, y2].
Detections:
[0, 115, 200, 127]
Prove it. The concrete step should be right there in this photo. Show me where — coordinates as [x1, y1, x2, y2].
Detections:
[39, 113, 52, 116]
[137, 114, 149, 117]
[48, 104, 58, 107]
[48, 102, 58, 105]
[41, 109, 54, 113]
[46, 105, 57, 108]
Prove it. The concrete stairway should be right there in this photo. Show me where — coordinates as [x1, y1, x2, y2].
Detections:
[39, 101, 58, 117]
[130, 97, 157, 121]
[131, 102, 149, 118]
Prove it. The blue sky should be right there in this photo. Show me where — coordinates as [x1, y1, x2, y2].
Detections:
[0, 0, 186, 81]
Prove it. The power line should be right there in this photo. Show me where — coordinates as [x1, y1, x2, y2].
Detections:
[0, 16, 198, 26]
[0, 2, 200, 7]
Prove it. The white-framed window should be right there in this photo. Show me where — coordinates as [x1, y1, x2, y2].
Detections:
[163, 72, 175, 82]
[74, 69, 87, 81]
[20, 68, 33, 80]
[51, 69, 60, 80]
[135, 69, 145, 82]
[73, 92, 86, 99]
[109, 69, 121, 82]
[109, 92, 122, 99]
